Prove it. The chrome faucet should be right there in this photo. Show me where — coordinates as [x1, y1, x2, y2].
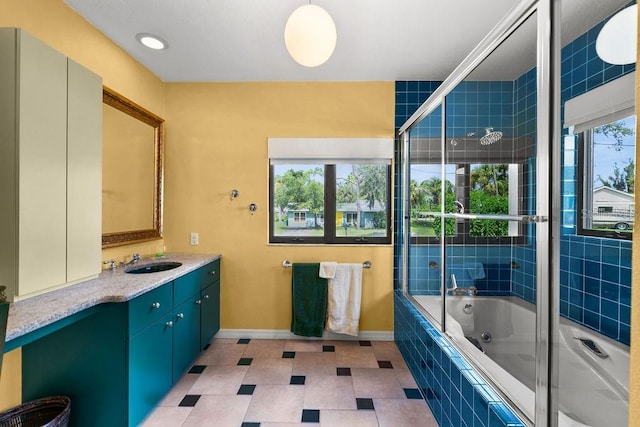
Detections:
[447, 274, 477, 296]
[103, 259, 116, 270]
[121, 253, 141, 266]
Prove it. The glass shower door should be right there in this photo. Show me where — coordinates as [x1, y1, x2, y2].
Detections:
[440, 10, 540, 424]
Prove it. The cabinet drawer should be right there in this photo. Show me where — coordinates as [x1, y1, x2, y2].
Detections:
[199, 259, 220, 289]
[129, 283, 173, 336]
[174, 268, 201, 306]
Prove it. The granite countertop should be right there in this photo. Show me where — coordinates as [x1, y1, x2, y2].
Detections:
[5, 253, 221, 343]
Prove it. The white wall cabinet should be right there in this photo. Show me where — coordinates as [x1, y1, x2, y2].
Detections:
[0, 28, 102, 300]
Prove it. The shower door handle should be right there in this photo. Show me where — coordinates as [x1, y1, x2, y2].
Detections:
[445, 213, 548, 223]
[521, 215, 548, 223]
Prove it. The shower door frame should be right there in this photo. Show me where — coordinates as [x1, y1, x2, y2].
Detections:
[397, 1, 561, 426]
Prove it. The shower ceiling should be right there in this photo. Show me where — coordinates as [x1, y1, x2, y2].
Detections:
[63, 0, 630, 82]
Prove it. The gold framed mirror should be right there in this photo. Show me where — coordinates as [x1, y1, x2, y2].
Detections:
[102, 86, 164, 248]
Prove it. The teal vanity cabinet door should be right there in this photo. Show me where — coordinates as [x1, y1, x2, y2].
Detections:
[172, 297, 201, 383]
[200, 280, 220, 349]
[21, 304, 128, 427]
[127, 281, 175, 426]
[198, 259, 221, 349]
[128, 311, 174, 427]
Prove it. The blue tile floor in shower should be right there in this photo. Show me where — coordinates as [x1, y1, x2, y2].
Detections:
[395, 291, 525, 427]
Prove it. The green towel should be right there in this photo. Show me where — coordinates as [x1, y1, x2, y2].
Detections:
[291, 263, 327, 337]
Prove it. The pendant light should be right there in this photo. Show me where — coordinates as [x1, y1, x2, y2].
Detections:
[284, 4, 337, 67]
[595, 4, 637, 65]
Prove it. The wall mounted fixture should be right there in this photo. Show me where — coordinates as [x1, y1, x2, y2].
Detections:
[596, 4, 637, 65]
[466, 127, 503, 145]
[284, 4, 337, 67]
[230, 189, 239, 200]
[135, 33, 169, 50]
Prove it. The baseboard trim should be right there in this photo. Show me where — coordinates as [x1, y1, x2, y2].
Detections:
[216, 329, 394, 341]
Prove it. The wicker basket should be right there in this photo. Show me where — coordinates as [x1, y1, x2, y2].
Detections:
[0, 396, 70, 427]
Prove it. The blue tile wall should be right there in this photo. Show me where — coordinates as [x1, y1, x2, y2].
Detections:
[395, 81, 442, 128]
[559, 234, 632, 345]
[395, 291, 525, 427]
[394, 81, 442, 288]
[509, 67, 538, 305]
[446, 81, 515, 139]
[408, 245, 514, 295]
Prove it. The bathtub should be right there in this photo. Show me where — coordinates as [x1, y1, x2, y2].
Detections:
[412, 295, 629, 427]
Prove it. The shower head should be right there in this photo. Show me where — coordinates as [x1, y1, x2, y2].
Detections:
[466, 127, 503, 145]
[480, 128, 502, 145]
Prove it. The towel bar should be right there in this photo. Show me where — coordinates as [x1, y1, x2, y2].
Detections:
[282, 260, 371, 269]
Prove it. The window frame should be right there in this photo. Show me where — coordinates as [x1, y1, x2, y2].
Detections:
[269, 163, 392, 245]
[576, 131, 634, 241]
[409, 161, 528, 245]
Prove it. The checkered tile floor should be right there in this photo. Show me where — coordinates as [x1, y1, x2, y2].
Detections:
[140, 338, 438, 426]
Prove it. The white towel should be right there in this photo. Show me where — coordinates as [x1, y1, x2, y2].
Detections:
[319, 262, 338, 279]
[326, 263, 363, 336]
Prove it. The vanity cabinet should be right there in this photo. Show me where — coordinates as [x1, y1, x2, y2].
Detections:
[0, 28, 102, 301]
[127, 260, 221, 426]
[20, 259, 221, 427]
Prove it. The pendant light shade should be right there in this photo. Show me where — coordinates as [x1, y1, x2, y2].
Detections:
[595, 4, 637, 65]
[284, 4, 337, 67]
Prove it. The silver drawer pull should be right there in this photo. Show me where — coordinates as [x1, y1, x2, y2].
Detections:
[195, 299, 202, 305]
[151, 302, 161, 309]
[176, 313, 184, 319]
[165, 321, 173, 328]
[203, 294, 210, 300]
[210, 271, 216, 276]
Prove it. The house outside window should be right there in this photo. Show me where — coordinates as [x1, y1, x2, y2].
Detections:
[268, 138, 393, 244]
[577, 115, 636, 239]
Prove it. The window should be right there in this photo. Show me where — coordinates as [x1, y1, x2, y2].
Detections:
[268, 138, 393, 244]
[409, 161, 525, 244]
[577, 115, 636, 239]
[565, 73, 636, 239]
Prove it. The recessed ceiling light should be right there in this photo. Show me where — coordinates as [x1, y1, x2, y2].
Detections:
[135, 33, 168, 50]
[595, 4, 637, 65]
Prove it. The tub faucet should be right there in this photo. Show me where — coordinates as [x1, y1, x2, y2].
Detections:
[447, 274, 477, 296]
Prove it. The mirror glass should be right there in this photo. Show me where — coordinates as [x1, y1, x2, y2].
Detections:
[102, 87, 164, 247]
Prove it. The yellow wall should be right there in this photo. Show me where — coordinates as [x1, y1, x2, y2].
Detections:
[163, 82, 396, 332]
[0, 349, 21, 410]
[628, 5, 640, 423]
